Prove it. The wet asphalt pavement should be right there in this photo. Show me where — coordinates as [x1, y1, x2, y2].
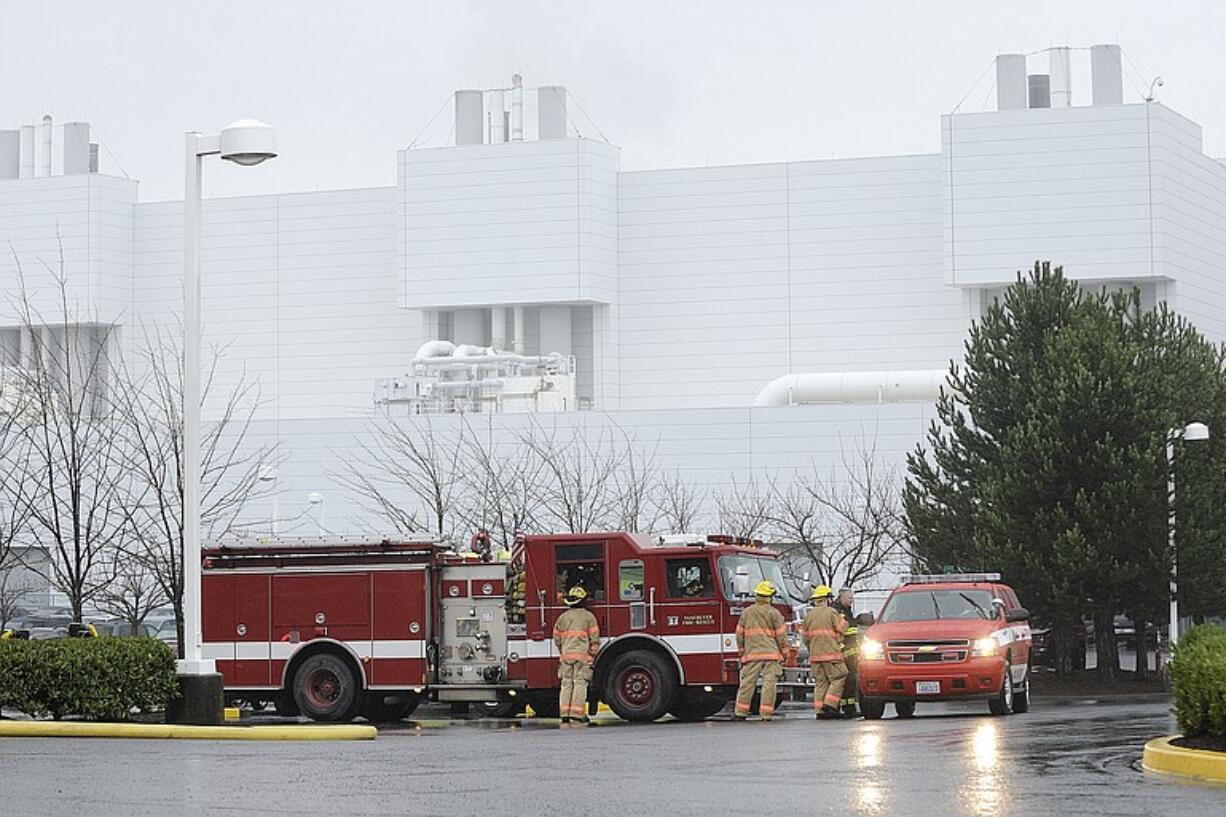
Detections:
[1, 696, 1222, 817]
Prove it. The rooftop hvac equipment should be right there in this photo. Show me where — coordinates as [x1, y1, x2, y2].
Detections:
[0, 130, 18, 179]
[455, 90, 484, 145]
[1049, 47, 1072, 107]
[38, 115, 52, 177]
[995, 54, 1027, 111]
[62, 122, 90, 174]
[1028, 74, 1051, 109]
[538, 86, 567, 139]
[375, 340, 578, 414]
[1091, 44, 1123, 105]
[19, 125, 34, 178]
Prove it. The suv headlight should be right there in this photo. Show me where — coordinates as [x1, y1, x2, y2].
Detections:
[861, 638, 884, 660]
[972, 637, 999, 657]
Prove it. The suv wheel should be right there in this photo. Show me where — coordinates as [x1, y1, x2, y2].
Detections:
[858, 690, 885, 720]
[1011, 671, 1031, 714]
[894, 700, 916, 718]
[987, 664, 1014, 716]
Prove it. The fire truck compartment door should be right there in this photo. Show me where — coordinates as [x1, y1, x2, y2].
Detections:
[272, 574, 371, 635]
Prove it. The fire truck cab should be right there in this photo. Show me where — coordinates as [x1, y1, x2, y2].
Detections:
[855, 573, 1032, 719]
[200, 532, 796, 723]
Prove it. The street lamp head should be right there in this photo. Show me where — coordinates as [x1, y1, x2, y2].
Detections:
[1184, 422, 1210, 442]
[219, 119, 277, 166]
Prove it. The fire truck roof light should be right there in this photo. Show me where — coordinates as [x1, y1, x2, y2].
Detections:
[901, 573, 1002, 585]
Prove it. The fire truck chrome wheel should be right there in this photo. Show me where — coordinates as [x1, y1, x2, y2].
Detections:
[292, 653, 361, 722]
[604, 650, 677, 723]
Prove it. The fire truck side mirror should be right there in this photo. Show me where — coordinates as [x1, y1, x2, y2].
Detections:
[733, 566, 751, 597]
[855, 612, 875, 627]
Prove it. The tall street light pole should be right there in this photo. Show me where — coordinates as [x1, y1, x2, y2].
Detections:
[173, 120, 276, 724]
[1167, 421, 1209, 658]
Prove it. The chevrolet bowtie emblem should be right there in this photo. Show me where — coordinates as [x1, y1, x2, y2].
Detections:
[918, 645, 937, 652]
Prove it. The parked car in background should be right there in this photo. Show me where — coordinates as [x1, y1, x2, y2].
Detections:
[154, 619, 178, 655]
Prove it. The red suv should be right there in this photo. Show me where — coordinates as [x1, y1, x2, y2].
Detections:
[856, 574, 1031, 719]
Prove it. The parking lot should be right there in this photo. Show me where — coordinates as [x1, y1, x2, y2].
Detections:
[1, 696, 1221, 817]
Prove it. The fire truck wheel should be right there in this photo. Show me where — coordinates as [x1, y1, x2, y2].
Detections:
[605, 650, 677, 722]
[894, 700, 916, 718]
[292, 653, 361, 722]
[858, 692, 885, 720]
[362, 692, 421, 723]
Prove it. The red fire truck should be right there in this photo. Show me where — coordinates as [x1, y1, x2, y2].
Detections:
[200, 532, 797, 722]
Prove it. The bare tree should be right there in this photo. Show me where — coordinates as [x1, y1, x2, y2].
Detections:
[770, 441, 906, 589]
[454, 416, 548, 552]
[523, 419, 632, 533]
[339, 414, 466, 536]
[0, 567, 33, 630]
[610, 428, 660, 533]
[6, 258, 135, 620]
[715, 476, 776, 540]
[113, 325, 278, 656]
[94, 561, 166, 633]
[652, 469, 708, 534]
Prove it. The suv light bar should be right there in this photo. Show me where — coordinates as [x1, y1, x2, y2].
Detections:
[902, 573, 1001, 585]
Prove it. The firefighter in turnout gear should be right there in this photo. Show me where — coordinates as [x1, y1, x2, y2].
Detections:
[803, 584, 849, 719]
[553, 586, 600, 724]
[832, 587, 859, 715]
[734, 580, 788, 721]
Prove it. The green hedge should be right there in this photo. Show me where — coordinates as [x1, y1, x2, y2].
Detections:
[0, 637, 179, 721]
[1170, 625, 1226, 738]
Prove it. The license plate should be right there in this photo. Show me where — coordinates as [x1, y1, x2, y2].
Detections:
[916, 681, 940, 695]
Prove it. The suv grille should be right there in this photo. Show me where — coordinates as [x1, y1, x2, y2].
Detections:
[886, 638, 970, 664]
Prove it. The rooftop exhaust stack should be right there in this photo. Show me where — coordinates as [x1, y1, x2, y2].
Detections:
[995, 54, 1028, 110]
[455, 90, 484, 146]
[19, 125, 34, 178]
[0, 130, 19, 179]
[1091, 44, 1124, 104]
[538, 86, 567, 139]
[38, 114, 52, 177]
[62, 121, 91, 174]
[510, 74, 524, 141]
[1049, 47, 1072, 107]
[89, 143, 99, 173]
[1028, 74, 1051, 109]
[489, 89, 506, 144]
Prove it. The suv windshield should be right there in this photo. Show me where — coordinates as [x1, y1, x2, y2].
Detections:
[717, 555, 787, 600]
[878, 589, 997, 623]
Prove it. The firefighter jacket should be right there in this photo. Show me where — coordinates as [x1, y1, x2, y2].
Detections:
[736, 600, 788, 662]
[802, 604, 848, 663]
[553, 607, 600, 664]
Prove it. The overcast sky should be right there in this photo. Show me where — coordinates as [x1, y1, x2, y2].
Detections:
[1, 0, 1222, 202]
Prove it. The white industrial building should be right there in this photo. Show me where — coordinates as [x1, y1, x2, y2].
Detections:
[1, 44, 1224, 536]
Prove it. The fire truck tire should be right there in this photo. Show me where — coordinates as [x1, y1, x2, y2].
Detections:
[362, 692, 420, 723]
[292, 653, 362, 722]
[988, 660, 1015, 716]
[858, 693, 886, 720]
[605, 650, 678, 723]
[894, 700, 916, 718]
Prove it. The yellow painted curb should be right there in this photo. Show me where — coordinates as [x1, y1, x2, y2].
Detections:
[1142, 736, 1226, 783]
[0, 721, 376, 741]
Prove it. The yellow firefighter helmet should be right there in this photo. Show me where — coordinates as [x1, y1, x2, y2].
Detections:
[753, 580, 778, 598]
[564, 586, 589, 606]
[811, 584, 834, 602]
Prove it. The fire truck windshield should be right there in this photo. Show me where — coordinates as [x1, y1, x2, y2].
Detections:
[717, 555, 787, 600]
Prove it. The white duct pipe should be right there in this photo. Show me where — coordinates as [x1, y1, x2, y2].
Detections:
[513, 306, 525, 354]
[490, 308, 507, 351]
[19, 125, 34, 178]
[753, 370, 949, 407]
[413, 340, 456, 360]
[38, 115, 52, 177]
[510, 74, 523, 141]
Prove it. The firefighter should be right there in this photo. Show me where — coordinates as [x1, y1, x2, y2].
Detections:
[803, 584, 849, 719]
[553, 586, 600, 724]
[733, 580, 788, 721]
[832, 587, 859, 715]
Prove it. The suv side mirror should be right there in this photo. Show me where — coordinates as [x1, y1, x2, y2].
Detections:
[855, 612, 875, 627]
[1006, 608, 1030, 623]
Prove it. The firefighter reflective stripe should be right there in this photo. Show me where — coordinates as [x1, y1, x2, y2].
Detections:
[802, 605, 846, 664]
[553, 608, 600, 665]
[736, 601, 788, 662]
